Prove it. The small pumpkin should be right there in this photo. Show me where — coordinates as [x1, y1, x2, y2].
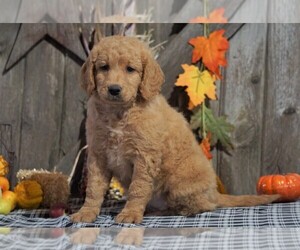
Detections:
[14, 180, 43, 209]
[257, 173, 300, 201]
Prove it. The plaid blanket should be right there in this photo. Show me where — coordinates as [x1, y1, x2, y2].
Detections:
[1, 199, 300, 228]
[0, 199, 300, 249]
[0, 227, 299, 250]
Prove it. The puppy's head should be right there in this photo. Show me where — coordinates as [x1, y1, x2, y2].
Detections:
[81, 36, 165, 104]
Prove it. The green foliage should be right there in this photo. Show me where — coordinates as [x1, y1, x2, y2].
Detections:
[191, 106, 234, 151]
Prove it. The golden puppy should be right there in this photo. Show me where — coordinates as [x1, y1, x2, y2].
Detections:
[70, 36, 279, 224]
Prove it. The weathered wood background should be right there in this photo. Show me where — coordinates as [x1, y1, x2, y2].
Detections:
[1, 0, 300, 23]
[0, 0, 299, 194]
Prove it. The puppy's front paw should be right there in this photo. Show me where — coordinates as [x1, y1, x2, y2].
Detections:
[70, 228, 100, 245]
[115, 228, 144, 246]
[115, 209, 143, 224]
[70, 207, 99, 223]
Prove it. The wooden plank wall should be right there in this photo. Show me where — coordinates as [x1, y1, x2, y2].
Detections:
[217, 23, 300, 194]
[1, 0, 300, 23]
[0, 24, 25, 186]
[0, 0, 112, 23]
[0, 24, 86, 186]
[218, 24, 269, 195]
[262, 24, 300, 175]
[0, 0, 245, 24]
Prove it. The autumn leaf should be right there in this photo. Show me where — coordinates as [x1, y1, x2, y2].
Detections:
[216, 176, 227, 194]
[176, 65, 216, 107]
[189, 29, 229, 78]
[188, 100, 195, 110]
[200, 133, 213, 160]
[191, 106, 234, 151]
[190, 8, 228, 23]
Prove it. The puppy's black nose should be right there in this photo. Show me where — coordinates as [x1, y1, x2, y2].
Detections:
[108, 85, 122, 96]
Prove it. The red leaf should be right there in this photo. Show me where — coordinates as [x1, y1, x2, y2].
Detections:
[200, 133, 213, 160]
[190, 8, 228, 23]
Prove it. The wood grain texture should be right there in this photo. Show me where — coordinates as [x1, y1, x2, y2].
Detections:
[230, 0, 268, 23]
[0, 0, 107, 23]
[5, 24, 85, 72]
[16, 0, 100, 22]
[262, 24, 300, 175]
[170, 0, 245, 23]
[0, 0, 21, 22]
[170, 0, 202, 23]
[0, 24, 24, 186]
[218, 24, 268, 195]
[218, 0, 246, 18]
[19, 40, 65, 170]
[135, 0, 191, 22]
[16, 0, 72, 22]
[59, 57, 86, 164]
[2, 0, 300, 23]
[268, 0, 300, 23]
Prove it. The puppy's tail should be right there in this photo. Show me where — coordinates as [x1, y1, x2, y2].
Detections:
[217, 193, 280, 208]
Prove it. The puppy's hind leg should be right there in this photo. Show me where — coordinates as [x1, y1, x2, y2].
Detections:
[167, 188, 218, 216]
[180, 195, 217, 216]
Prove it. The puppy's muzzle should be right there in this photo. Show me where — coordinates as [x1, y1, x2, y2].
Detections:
[108, 84, 122, 97]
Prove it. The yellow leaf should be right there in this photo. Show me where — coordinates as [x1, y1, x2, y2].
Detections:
[188, 100, 195, 110]
[176, 65, 217, 106]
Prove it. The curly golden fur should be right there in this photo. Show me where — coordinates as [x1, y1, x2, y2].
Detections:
[70, 36, 279, 224]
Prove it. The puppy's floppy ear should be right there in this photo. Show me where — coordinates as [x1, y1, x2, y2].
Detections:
[80, 57, 95, 96]
[139, 52, 165, 101]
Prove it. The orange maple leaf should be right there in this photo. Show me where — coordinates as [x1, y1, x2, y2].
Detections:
[190, 8, 228, 23]
[189, 29, 229, 78]
[188, 100, 195, 110]
[200, 133, 213, 160]
[176, 65, 216, 107]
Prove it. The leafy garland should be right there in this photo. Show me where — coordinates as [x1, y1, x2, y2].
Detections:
[175, 6, 234, 159]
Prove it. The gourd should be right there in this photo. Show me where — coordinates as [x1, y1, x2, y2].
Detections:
[14, 180, 43, 209]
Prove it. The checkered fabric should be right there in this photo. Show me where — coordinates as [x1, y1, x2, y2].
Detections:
[0, 227, 299, 249]
[1, 199, 300, 249]
[1, 199, 300, 228]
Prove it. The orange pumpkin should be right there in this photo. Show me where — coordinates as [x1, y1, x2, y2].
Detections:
[257, 173, 300, 202]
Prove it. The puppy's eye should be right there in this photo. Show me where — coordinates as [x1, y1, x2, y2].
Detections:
[126, 66, 135, 73]
[99, 65, 109, 71]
